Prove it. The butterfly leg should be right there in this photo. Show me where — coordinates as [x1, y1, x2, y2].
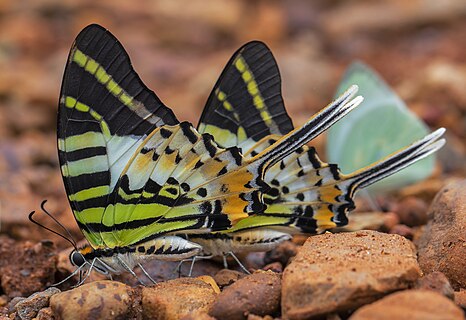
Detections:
[116, 256, 146, 285]
[138, 262, 157, 284]
[228, 251, 250, 274]
[187, 255, 213, 277]
[172, 258, 190, 277]
[223, 254, 229, 269]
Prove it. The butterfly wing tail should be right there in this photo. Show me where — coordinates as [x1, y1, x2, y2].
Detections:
[251, 85, 363, 172]
[343, 128, 446, 193]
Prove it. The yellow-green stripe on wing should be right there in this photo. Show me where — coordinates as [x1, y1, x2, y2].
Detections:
[58, 24, 178, 248]
[198, 41, 293, 152]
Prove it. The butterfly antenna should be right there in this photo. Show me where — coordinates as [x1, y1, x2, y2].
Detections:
[29, 200, 77, 250]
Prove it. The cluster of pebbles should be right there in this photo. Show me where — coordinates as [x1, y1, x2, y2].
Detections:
[0, 180, 464, 319]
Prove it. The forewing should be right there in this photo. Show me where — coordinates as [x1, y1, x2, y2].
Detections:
[198, 41, 293, 152]
[57, 24, 178, 248]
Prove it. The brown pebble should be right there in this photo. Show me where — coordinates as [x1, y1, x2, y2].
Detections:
[389, 224, 414, 240]
[50, 281, 132, 320]
[454, 289, 466, 310]
[142, 277, 217, 320]
[349, 289, 464, 320]
[395, 197, 429, 226]
[262, 262, 283, 273]
[263, 241, 298, 266]
[36, 307, 54, 320]
[209, 270, 281, 320]
[14, 287, 60, 320]
[414, 271, 454, 299]
[417, 180, 466, 290]
[282, 230, 421, 319]
[213, 269, 245, 289]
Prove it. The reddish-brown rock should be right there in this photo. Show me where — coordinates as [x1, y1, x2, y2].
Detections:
[282, 230, 421, 319]
[213, 269, 245, 289]
[14, 287, 60, 320]
[454, 289, 466, 310]
[142, 277, 218, 320]
[263, 241, 298, 266]
[50, 281, 133, 320]
[395, 196, 429, 226]
[414, 271, 454, 299]
[389, 224, 414, 240]
[417, 180, 466, 290]
[349, 290, 464, 320]
[209, 270, 281, 320]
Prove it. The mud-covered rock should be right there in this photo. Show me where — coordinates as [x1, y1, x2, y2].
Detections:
[0, 238, 57, 298]
[414, 271, 454, 299]
[213, 269, 245, 289]
[282, 230, 421, 319]
[209, 270, 281, 320]
[142, 277, 218, 320]
[417, 180, 466, 290]
[50, 280, 133, 320]
[14, 287, 60, 320]
[349, 290, 464, 320]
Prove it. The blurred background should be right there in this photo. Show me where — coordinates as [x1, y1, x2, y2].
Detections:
[0, 0, 465, 245]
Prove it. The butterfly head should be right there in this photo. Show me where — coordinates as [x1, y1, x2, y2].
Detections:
[69, 249, 86, 268]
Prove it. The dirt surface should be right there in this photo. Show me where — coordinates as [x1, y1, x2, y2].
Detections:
[0, 0, 465, 319]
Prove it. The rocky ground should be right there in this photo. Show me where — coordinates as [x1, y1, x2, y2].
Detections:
[0, 0, 465, 319]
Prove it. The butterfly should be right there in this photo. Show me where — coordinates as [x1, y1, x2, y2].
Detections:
[53, 24, 363, 282]
[180, 41, 445, 266]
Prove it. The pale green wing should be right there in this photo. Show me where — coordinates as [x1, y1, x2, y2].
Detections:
[327, 62, 436, 192]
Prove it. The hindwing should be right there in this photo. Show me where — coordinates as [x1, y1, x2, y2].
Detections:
[198, 41, 293, 152]
[58, 24, 179, 248]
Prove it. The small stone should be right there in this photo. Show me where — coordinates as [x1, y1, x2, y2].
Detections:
[382, 212, 400, 231]
[36, 307, 54, 320]
[7, 297, 24, 314]
[50, 280, 133, 320]
[395, 197, 429, 227]
[263, 241, 298, 266]
[142, 277, 217, 320]
[213, 269, 245, 289]
[0, 296, 7, 308]
[454, 289, 466, 310]
[414, 272, 454, 299]
[180, 311, 216, 320]
[349, 290, 464, 320]
[209, 270, 281, 320]
[262, 262, 283, 273]
[282, 230, 421, 319]
[389, 224, 414, 240]
[14, 287, 60, 320]
[417, 180, 466, 290]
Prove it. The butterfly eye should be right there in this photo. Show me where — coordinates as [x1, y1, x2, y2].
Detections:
[69, 250, 86, 267]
